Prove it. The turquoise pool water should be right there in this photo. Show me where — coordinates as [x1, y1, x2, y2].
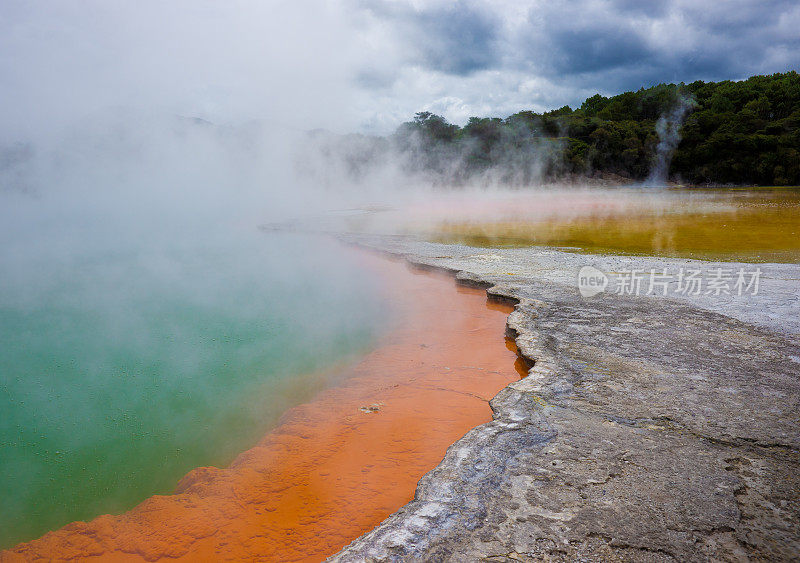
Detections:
[0, 229, 384, 548]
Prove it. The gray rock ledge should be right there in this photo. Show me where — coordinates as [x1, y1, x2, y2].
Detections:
[329, 235, 800, 562]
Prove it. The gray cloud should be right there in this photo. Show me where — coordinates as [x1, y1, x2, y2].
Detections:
[346, 0, 799, 126]
[509, 0, 800, 96]
[359, 0, 501, 75]
[0, 0, 798, 137]
[543, 24, 653, 75]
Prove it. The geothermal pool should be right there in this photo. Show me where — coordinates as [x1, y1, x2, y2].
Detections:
[5, 250, 522, 561]
[0, 232, 386, 549]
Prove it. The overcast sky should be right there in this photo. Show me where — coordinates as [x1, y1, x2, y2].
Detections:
[1, 0, 798, 138]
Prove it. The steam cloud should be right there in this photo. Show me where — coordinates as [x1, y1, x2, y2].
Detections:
[299, 123, 566, 191]
[646, 96, 697, 186]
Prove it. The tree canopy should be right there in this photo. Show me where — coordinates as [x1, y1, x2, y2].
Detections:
[390, 71, 800, 185]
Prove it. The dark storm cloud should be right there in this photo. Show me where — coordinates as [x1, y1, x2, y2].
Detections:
[414, 2, 500, 74]
[516, 0, 800, 95]
[361, 0, 501, 76]
[544, 24, 653, 75]
[350, 0, 799, 122]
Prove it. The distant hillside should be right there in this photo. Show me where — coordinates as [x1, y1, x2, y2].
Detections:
[374, 71, 799, 186]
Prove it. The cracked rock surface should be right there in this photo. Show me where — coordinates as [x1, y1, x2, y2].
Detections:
[329, 236, 800, 562]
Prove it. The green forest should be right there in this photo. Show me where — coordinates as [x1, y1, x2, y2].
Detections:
[387, 71, 800, 186]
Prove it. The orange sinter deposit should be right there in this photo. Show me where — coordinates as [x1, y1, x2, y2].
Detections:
[3, 252, 523, 563]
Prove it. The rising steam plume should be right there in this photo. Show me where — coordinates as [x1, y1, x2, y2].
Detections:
[646, 95, 696, 186]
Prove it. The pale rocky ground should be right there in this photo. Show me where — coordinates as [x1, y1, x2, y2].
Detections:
[329, 235, 800, 562]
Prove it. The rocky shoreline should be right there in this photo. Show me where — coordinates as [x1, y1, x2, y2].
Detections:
[329, 235, 800, 562]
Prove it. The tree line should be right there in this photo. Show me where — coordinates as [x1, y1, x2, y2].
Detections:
[382, 71, 800, 186]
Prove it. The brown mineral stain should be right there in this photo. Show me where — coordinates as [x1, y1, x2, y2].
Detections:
[2, 252, 521, 562]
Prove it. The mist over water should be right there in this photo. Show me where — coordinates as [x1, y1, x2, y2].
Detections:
[0, 115, 390, 548]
